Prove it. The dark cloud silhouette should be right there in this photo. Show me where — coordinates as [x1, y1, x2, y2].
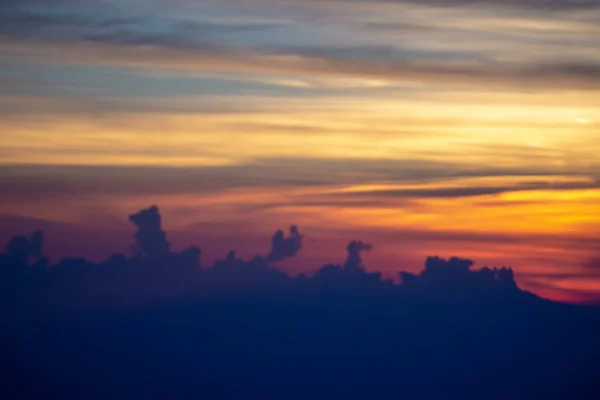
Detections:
[0, 204, 534, 306]
[400, 256, 518, 294]
[129, 205, 171, 259]
[2, 205, 600, 400]
[344, 240, 373, 270]
[266, 226, 303, 264]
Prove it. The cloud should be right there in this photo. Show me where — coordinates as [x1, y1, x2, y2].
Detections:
[327, 180, 600, 200]
[0, 5, 283, 45]
[1, 204, 535, 304]
[295, 0, 600, 12]
[400, 256, 518, 292]
[266, 226, 303, 264]
[3, 36, 599, 90]
[382, 0, 600, 10]
[129, 205, 171, 259]
[0, 95, 272, 117]
[2, 1, 600, 91]
[0, 161, 592, 202]
[344, 240, 373, 270]
[8, 0, 600, 11]
[146, 0, 600, 12]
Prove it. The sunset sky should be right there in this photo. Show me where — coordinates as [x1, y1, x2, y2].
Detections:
[1, 0, 599, 302]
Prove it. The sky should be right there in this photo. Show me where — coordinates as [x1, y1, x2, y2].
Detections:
[1, 0, 600, 302]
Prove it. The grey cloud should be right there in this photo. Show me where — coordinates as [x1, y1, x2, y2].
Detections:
[334, 186, 522, 199]
[0, 7, 144, 41]
[395, 0, 600, 10]
[161, 0, 600, 11]
[327, 180, 600, 200]
[264, 44, 405, 62]
[0, 163, 332, 201]
[81, 20, 283, 50]
[310, 0, 600, 11]
[3, 36, 600, 90]
[0, 96, 271, 117]
[240, 181, 600, 212]
[175, 19, 287, 35]
[261, 43, 489, 65]
[0, 6, 284, 46]
[2, 2, 600, 89]
[0, 159, 594, 202]
[527, 63, 600, 80]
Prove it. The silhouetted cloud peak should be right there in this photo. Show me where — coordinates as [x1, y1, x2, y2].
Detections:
[401, 256, 518, 293]
[129, 205, 170, 259]
[425, 256, 473, 273]
[344, 240, 373, 270]
[266, 225, 303, 264]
